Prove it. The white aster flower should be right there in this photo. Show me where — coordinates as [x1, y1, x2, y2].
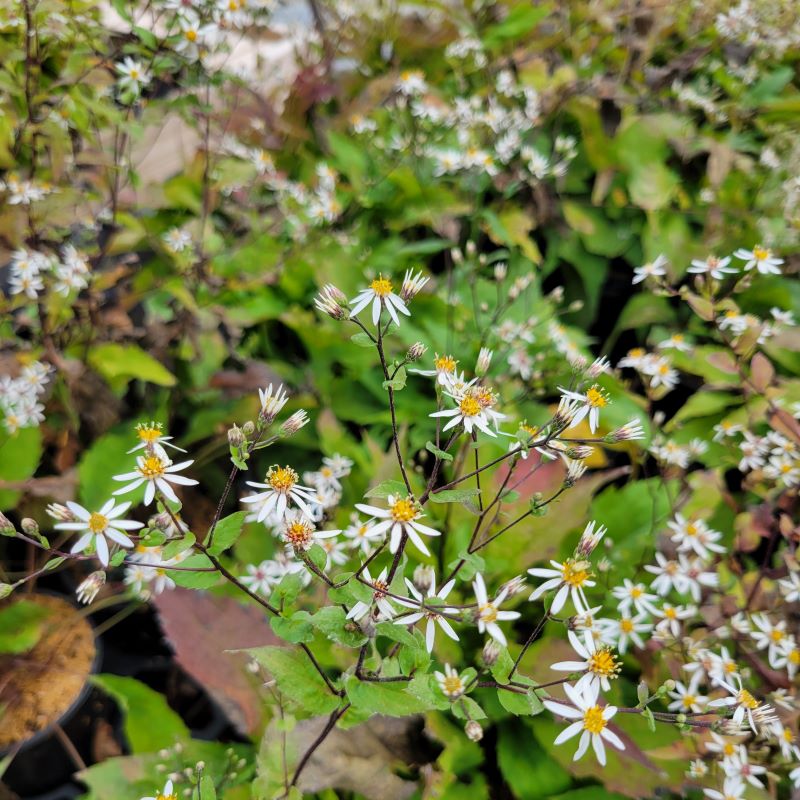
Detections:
[688, 255, 737, 279]
[703, 777, 746, 800]
[632, 254, 668, 284]
[473, 572, 520, 646]
[349, 274, 410, 326]
[435, 663, 467, 699]
[354, 493, 439, 556]
[558, 384, 610, 434]
[128, 421, 186, 454]
[113, 453, 198, 505]
[528, 557, 596, 614]
[346, 566, 396, 621]
[55, 499, 143, 567]
[551, 629, 622, 694]
[242, 465, 317, 521]
[544, 681, 624, 766]
[733, 245, 783, 275]
[116, 57, 150, 94]
[395, 575, 459, 652]
[430, 382, 504, 437]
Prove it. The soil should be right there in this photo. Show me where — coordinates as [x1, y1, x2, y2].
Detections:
[0, 594, 96, 748]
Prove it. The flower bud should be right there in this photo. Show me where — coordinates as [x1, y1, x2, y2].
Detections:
[413, 564, 435, 593]
[465, 720, 483, 742]
[663, 679, 676, 692]
[407, 342, 428, 362]
[493, 262, 507, 281]
[228, 424, 245, 448]
[314, 284, 348, 320]
[242, 420, 256, 437]
[45, 503, 74, 522]
[21, 518, 39, 537]
[637, 681, 649, 705]
[475, 347, 493, 377]
[0, 583, 13, 599]
[466, 240, 476, 257]
[481, 639, 501, 667]
[500, 574, 526, 598]
[450, 247, 463, 265]
[76, 571, 106, 605]
[280, 410, 309, 437]
[0, 511, 15, 535]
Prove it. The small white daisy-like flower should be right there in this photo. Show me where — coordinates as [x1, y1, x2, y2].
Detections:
[688, 254, 737, 279]
[141, 778, 177, 800]
[598, 614, 651, 654]
[349, 274, 410, 326]
[354, 493, 440, 556]
[128, 421, 186, 454]
[703, 777, 746, 800]
[116, 57, 150, 94]
[394, 574, 459, 652]
[721, 743, 767, 788]
[733, 245, 783, 275]
[279, 509, 340, 554]
[551, 629, 622, 695]
[528, 557, 596, 614]
[435, 663, 467, 699]
[258, 383, 289, 423]
[343, 514, 382, 552]
[558, 384, 610, 434]
[472, 572, 520, 646]
[632, 254, 668, 284]
[657, 333, 692, 352]
[113, 453, 198, 505]
[75, 571, 106, 605]
[712, 420, 744, 441]
[430, 382, 505, 437]
[163, 228, 192, 252]
[707, 677, 776, 734]
[749, 613, 789, 665]
[611, 578, 657, 616]
[242, 465, 317, 522]
[410, 353, 459, 386]
[667, 514, 725, 559]
[544, 681, 625, 766]
[653, 602, 695, 639]
[241, 561, 276, 596]
[667, 673, 707, 713]
[400, 269, 429, 302]
[345, 566, 396, 621]
[55, 499, 143, 567]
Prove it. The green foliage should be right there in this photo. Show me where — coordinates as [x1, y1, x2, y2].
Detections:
[0, 600, 51, 654]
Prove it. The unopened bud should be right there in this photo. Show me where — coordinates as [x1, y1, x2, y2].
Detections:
[465, 240, 476, 257]
[568, 300, 584, 312]
[663, 679, 676, 692]
[0, 583, 13, 599]
[0, 511, 15, 534]
[493, 262, 507, 281]
[482, 639, 501, 667]
[196, 760, 205, 771]
[413, 564, 435, 593]
[21, 518, 39, 537]
[475, 347, 493, 377]
[228, 424, 245, 448]
[501, 574, 526, 598]
[76, 571, 106, 605]
[280, 410, 309, 437]
[242, 420, 256, 437]
[465, 720, 483, 741]
[45, 503, 74, 522]
[637, 681, 649, 705]
[314, 284, 348, 320]
[407, 342, 428, 362]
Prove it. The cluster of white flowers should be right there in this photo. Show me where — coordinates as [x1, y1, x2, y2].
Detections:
[0, 361, 51, 433]
[0, 173, 53, 205]
[6, 245, 90, 300]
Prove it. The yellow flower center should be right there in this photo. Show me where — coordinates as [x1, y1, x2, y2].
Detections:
[589, 648, 621, 678]
[753, 246, 770, 260]
[88, 512, 109, 533]
[156, 793, 177, 800]
[130, 69, 139, 79]
[723, 742, 735, 756]
[685, 524, 698, 537]
[185, 29, 198, 41]
[434, 354, 456, 372]
[140, 456, 166, 478]
[372, 579, 388, 597]
[459, 395, 482, 417]
[561, 560, 590, 588]
[136, 424, 162, 442]
[770, 629, 785, 642]
[370, 275, 393, 297]
[390, 497, 418, 523]
[630, 586, 642, 598]
[784, 728, 795, 743]
[620, 618, 634, 633]
[585, 386, 608, 408]
[682, 695, 696, 709]
[737, 689, 759, 710]
[724, 661, 737, 673]
[285, 519, 313, 548]
[520, 424, 539, 437]
[583, 705, 606, 735]
[789, 649, 800, 665]
[479, 603, 498, 623]
[473, 387, 496, 408]
[442, 675, 463, 696]
[267, 466, 298, 493]
[628, 348, 645, 358]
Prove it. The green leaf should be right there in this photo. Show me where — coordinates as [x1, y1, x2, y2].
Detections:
[382, 366, 407, 391]
[426, 441, 453, 462]
[310, 606, 368, 648]
[198, 775, 217, 800]
[365, 479, 408, 499]
[207, 511, 246, 556]
[350, 332, 375, 348]
[483, 3, 552, 49]
[344, 675, 431, 717]
[447, 550, 485, 581]
[162, 531, 195, 561]
[169, 553, 220, 589]
[0, 600, 52, 654]
[307, 543, 328, 571]
[498, 721, 571, 798]
[270, 611, 315, 644]
[245, 645, 340, 715]
[88, 343, 176, 389]
[0, 426, 42, 509]
[667, 391, 741, 429]
[270, 571, 305, 606]
[429, 487, 480, 504]
[406, 673, 450, 710]
[328, 130, 369, 186]
[92, 674, 189, 752]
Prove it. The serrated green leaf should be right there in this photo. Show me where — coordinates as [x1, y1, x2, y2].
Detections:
[429, 487, 481, 504]
[207, 511, 246, 555]
[270, 611, 315, 643]
[344, 675, 431, 717]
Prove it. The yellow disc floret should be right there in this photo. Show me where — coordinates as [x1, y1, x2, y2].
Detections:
[267, 466, 298, 493]
[459, 395, 482, 417]
[139, 456, 167, 478]
[561, 559, 591, 588]
[88, 512, 109, 534]
[588, 648, 621, 679]
[370, 275, 393, 297]
[390, 496, 418, 523]
[583, 705, 607, 735]
[585, 385, 608, 408]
